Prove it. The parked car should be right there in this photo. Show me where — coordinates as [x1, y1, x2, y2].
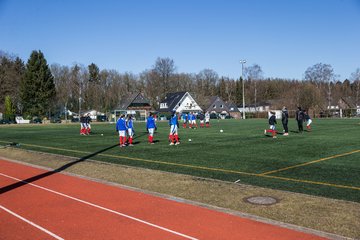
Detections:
[31, 117, 42, 124]
[0, 119, 11, 124]
[71, 116, 79, 122]
[1, 119, 16, 124]
[96, 115, 107, 122]
[50, 117, 62, 123]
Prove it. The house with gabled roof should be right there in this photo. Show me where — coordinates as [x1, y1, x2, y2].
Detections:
[327, 96, 360, 117]
[204, 96, 241, 119]
[158, 91, 202, 113]
[118, 92, 152, 111]
[226, 101, 241, 119]
[205, 96, 230, 115]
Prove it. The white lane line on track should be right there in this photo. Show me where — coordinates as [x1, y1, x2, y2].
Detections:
[0, 173, 198, 240]
[0, 205, 64, 240]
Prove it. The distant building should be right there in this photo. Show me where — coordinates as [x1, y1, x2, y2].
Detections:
[226, 101, 241, 119]
[327, 96, 360, 117]
[83, 110, 105, 120]
[158, 92, 202, 113]
[118, 92, 152, 112]
[205, 96, 229, 116]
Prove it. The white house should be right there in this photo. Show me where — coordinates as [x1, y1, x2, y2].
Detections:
[158, 92, 202, 113]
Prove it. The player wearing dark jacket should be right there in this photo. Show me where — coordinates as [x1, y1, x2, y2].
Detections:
[281, 107, 289, 136]
[80, 115, 87, 135]
[296, 107, 305, 133]
[264, 111, 277, 138]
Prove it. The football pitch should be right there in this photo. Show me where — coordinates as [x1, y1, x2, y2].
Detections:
[0, 118, 359, 202]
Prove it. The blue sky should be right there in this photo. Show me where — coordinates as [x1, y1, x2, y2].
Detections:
[0, 0, 359, 80]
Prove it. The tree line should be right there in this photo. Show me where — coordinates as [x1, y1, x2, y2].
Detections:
[1, 49, 360, 120]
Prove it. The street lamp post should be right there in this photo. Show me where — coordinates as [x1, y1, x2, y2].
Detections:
[240, 60, 246, 119]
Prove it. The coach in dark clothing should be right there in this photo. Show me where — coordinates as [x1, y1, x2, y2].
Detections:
[295, 107, 305, 133]
[281, 107, 289, 136]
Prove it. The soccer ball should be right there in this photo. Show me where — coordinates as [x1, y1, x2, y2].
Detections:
[188, 139, 192, 142]
[220, 129, 223, 133]
[101, 134, 104, 136]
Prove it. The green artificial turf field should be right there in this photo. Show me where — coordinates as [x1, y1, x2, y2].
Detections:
[0, 118, 359, 202]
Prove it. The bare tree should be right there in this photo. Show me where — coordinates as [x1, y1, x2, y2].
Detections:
[153, 57, 176, 96]
[304, 63, 337, 108]
[350, 68, 360, 105]
[196, 69, 219, 97]
[244, 64, 263, 109]
[51, 64, 71, 118]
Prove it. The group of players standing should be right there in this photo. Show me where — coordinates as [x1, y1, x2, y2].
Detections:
[181, 112, 211, 129]
[264, 106, 312, 138]
[115, 111, 212, 147]
[79, 114, 92, 135]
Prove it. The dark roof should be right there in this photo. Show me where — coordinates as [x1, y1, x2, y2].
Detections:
[118, 93, 150, 109]
[159, 92, 187, 112]
[226, 101, 240, 112]
[338, 97, 357, 108]
[205, 96, 230, 113]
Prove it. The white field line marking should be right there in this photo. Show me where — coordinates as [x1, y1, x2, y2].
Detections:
[0, 173, 198, 240]
[0, 205, 64, 240]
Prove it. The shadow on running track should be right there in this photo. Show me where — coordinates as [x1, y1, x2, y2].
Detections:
[0, 132, 149, 195]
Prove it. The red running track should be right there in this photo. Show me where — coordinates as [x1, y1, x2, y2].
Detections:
[0, 159, 328, 240]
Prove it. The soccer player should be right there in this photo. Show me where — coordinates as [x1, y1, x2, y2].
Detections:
[85, 113, 92, 135]
[296, 107, 305, 133]
[146, 112, 157, 144]
[199, 112, 205, 128]
[205, 111, 210, 128]
[304, 110, 312, 131]
[281, 107, 289, 136]
[181, 112, 188, 128]
[169, 110, 180, 145]
[127, 115, 134, 146]
[190, 112, 198, 128]
[264, 111, 277, 138]
[187, 112, 193, 128]
[116, 114, 128, 147]
[80, 114, 87, 135]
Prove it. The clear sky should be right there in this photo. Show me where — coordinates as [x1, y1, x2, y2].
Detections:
[1, 0, 359, 80]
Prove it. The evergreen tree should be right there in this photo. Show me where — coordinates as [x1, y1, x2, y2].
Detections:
[235, 78, 243, 105]
[21, 50, 56, 116]
[88, 63, 100, 84]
